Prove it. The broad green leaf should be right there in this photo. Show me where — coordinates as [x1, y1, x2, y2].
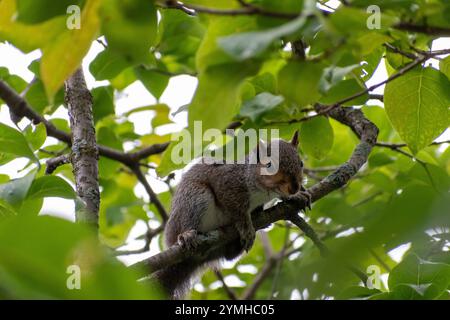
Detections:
[89, 48, 131, 81]
[157, 10, 204, 73]
[388, 254, 450, 299]
[0, 67, 27, 94]
[368, 152, 395, 168]
[16, 0, 84, 24]
[319, 64, 360, 93]
[100, 0, 157, 65]
[92, 86, 115, 123]
[328, 6, 397, 35]
[0, 172, 35, 208]
[319, 79, 369, 106]
[41, 0, 101, 99]
[24, 80, 51, 113]
[300, 117, 334, 160]
[196, 16, 259, 72]
[135, 66, 170, 100]
[27, 176, 76, 200]
[189, 62, 260, 131]
[240, 92, 284, 122]
[278, 61, 324, 107]
[24, 123, 47, 150]
[0, 123, 37, 162]
[218, 15, 309, 61]
[0, 0, 66, 53]
[384, 67, 450, 154]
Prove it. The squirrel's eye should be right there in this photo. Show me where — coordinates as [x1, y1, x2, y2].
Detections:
[266, 162, 272, 168]
[300, 160, 304, 168]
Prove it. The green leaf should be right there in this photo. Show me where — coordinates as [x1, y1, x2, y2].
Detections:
[384, 67, 450, 154]
[135, 65, 170, 100]
[157, 10, 204, 73]
[0, 123, 37, 162]
[41, 0, 101, 100]
[319, 79, 368, 106]
[300, 117, 334, 160]
[100, 0, 157, 65]
[0, 67, 27, 93]
[278, 61, 324, 107]
[189, 62, 260, 131]
[388, 254, 450, 299]
[319, 64, 360, 93]
[92, 86, 115, 123]
[27, 176, 76, 200]
[0, 172, 36, 208]
[218, 15, 309, 61]
[16, 0, 83, 24]
[240, 92, 284, 122]
[0, 0, 66, 53]
[23, 123, 47, 151]
[89, 48, 131, 81]
[368, 152, 395, 168]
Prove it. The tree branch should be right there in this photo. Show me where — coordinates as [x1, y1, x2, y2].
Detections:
[159, 0, 299, 19]
[65, 68, 100, 227]
[45, 154, 70, 175]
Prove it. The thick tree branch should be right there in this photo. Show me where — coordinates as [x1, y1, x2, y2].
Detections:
[130, 105, 379, 280]
[65, 69, 100, 227]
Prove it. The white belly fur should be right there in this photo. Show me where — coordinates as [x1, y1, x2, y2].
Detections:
[198, 189, 279, 232]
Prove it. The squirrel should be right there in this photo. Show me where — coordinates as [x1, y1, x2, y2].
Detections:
[154, 131, 311, 299]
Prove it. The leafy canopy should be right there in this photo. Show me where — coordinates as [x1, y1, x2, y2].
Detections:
[0, 0, 449, 300]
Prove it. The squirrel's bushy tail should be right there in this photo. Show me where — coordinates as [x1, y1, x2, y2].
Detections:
[153, 259, 200, 299]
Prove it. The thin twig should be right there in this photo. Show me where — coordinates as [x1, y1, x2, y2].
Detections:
[130, 165, 168, 222]
[214, 270, 238, 300]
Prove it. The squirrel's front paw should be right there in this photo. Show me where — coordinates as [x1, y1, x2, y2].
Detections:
[177, 229, 199, 251]
[237, 224, 255, 252]
[288, 189, 312, 211]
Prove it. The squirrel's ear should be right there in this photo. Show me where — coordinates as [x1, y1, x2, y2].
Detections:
[291, 130, 299, 147]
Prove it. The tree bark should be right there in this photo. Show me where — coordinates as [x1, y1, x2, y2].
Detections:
[65, 68, 100, 228]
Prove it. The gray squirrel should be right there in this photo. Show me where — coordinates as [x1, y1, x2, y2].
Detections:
[155, 131, 310, 299]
